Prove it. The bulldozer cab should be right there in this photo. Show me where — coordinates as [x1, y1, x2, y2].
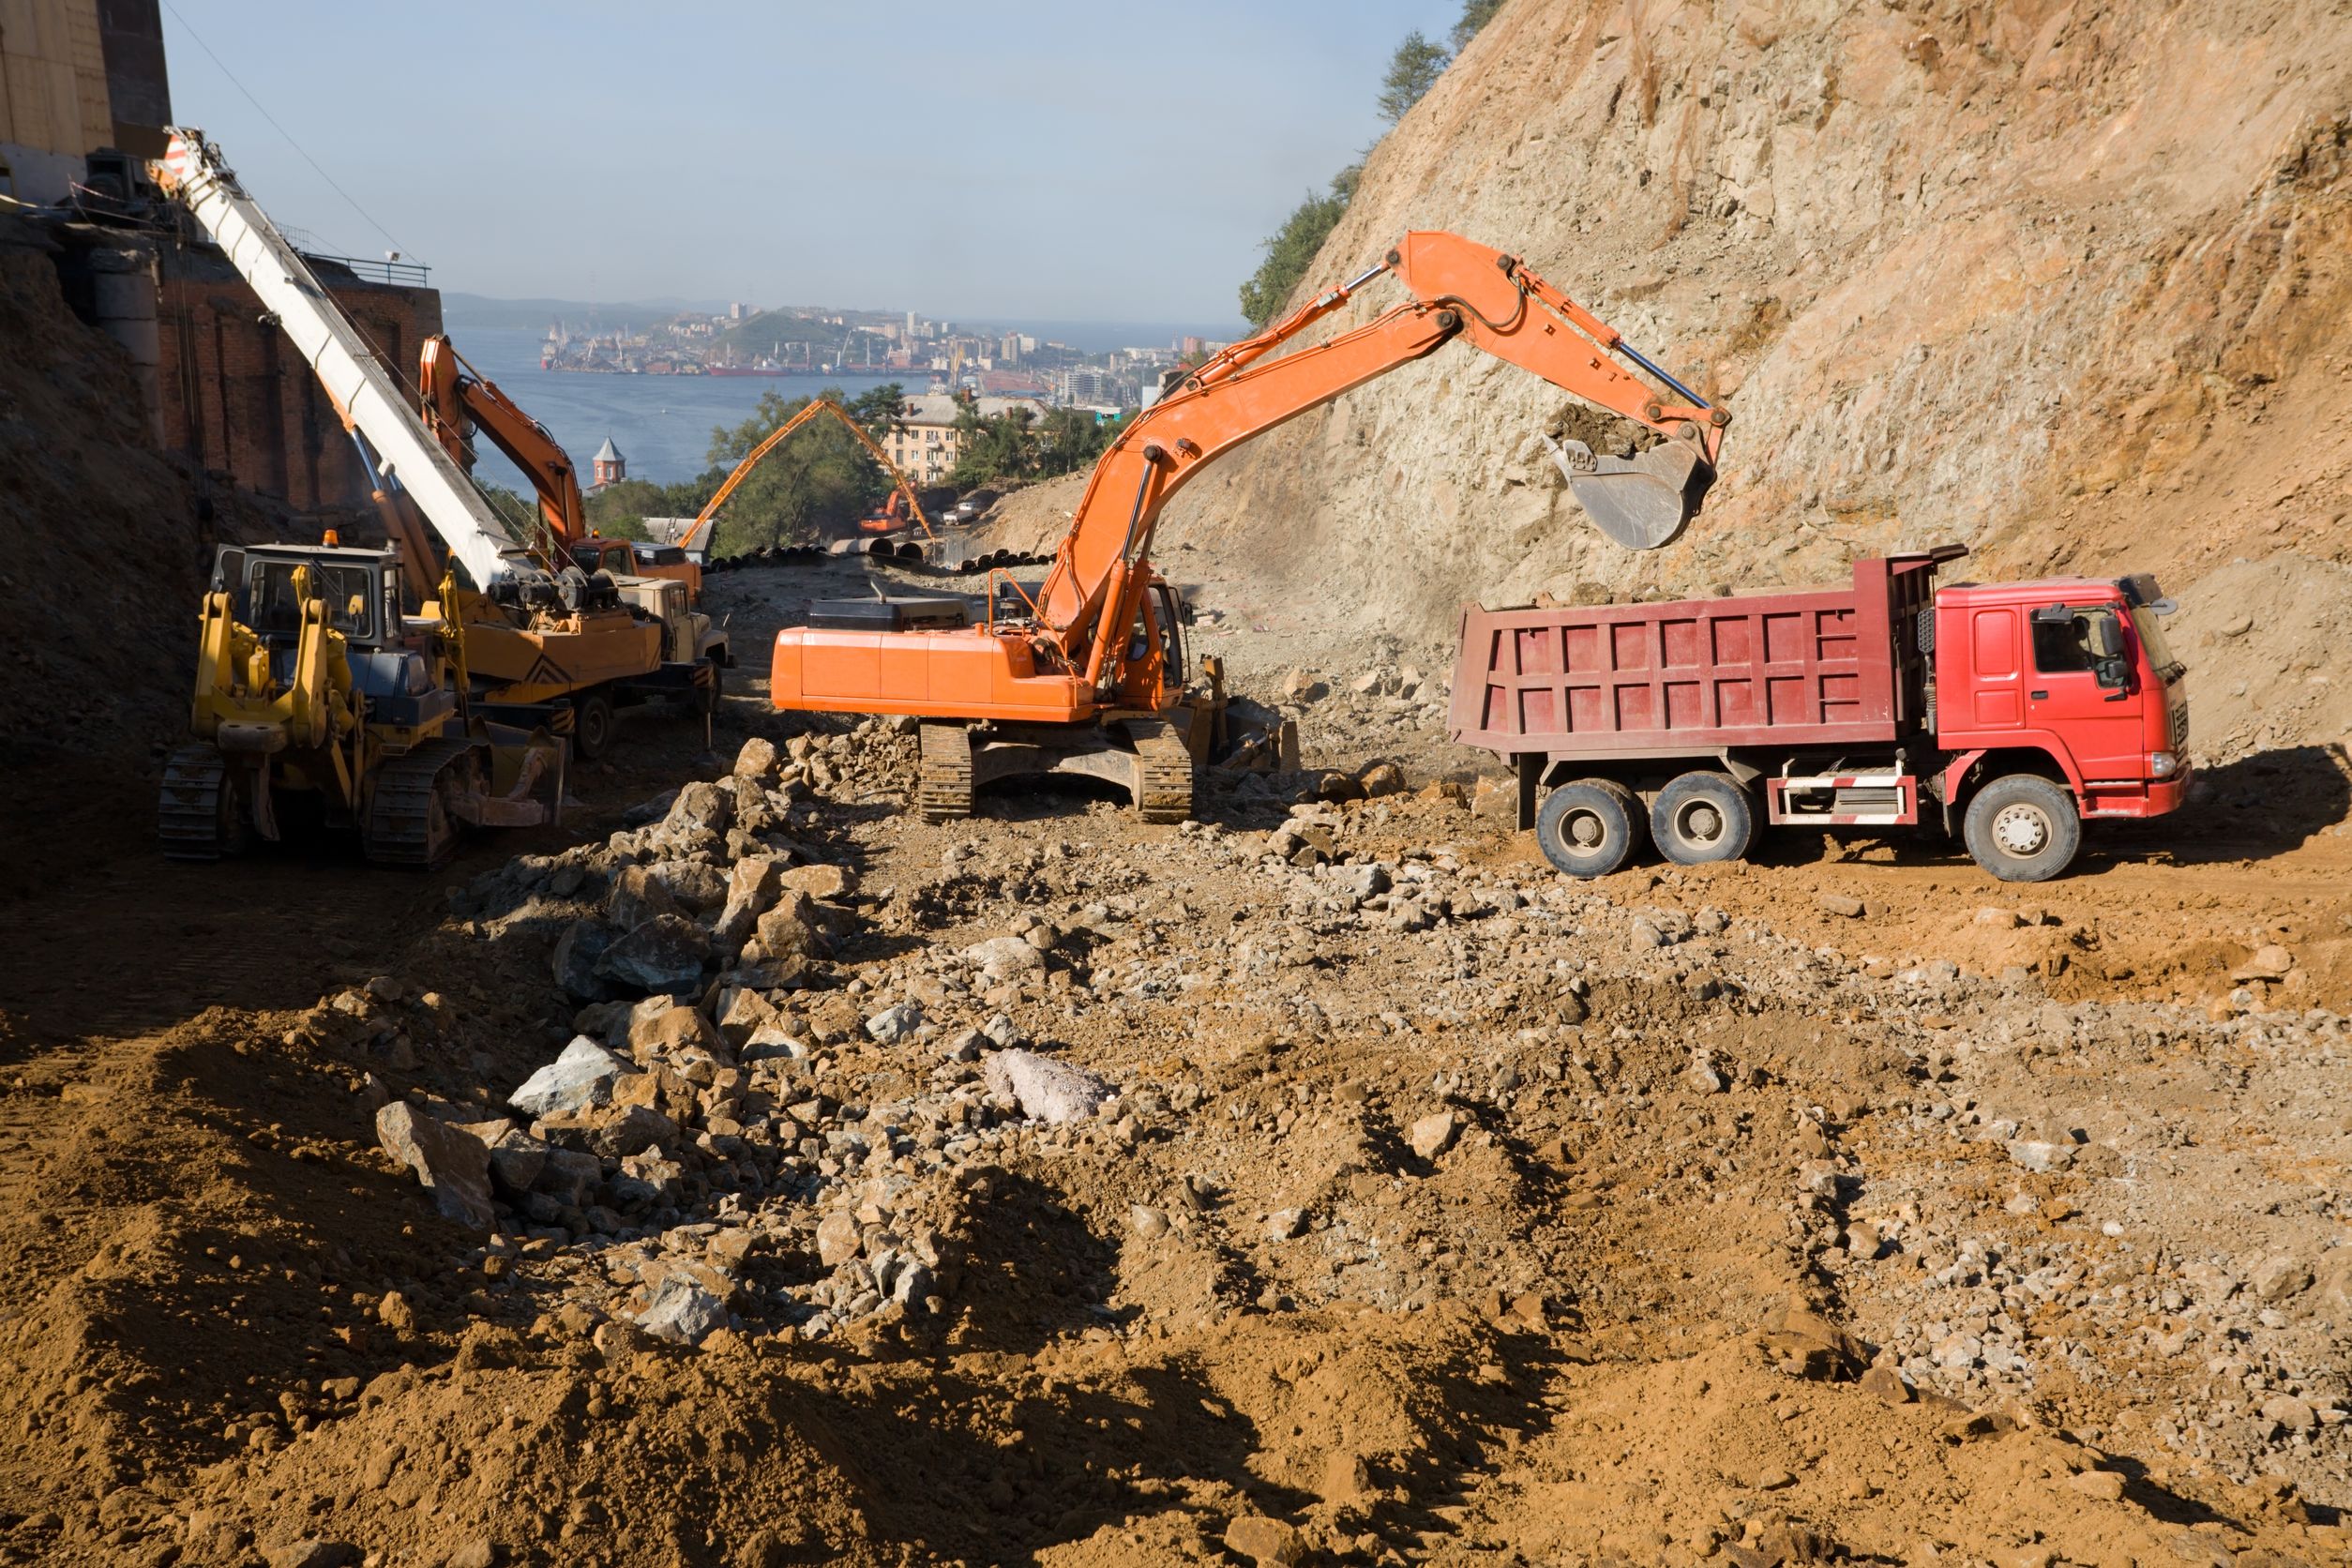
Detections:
[214, 544, 401, 651]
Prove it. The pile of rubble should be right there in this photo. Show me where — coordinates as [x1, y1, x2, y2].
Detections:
[360, 726, 1161, 1353]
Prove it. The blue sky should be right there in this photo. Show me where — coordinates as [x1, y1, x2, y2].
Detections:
[158, 2, 1465, 328]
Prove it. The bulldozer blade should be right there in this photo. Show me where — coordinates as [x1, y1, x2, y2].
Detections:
[1545, 434, 1710, 550]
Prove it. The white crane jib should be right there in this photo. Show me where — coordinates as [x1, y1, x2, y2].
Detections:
[155, 128, 543, 591]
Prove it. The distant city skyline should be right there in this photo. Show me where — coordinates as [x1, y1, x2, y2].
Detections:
[158, 2, 1463, 326]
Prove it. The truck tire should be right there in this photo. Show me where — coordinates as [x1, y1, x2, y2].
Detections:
[1651, 771, 1756, 865]
[1535, 779, 1644, 879]
[1963, 775, 2081, 882]
[572, 692, 616, 761]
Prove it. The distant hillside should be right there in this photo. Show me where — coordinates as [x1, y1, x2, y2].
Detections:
[438, 292, 727, 332]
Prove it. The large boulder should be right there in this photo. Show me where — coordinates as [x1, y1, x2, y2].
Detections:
[625, 996, 727, 1071]
[455, 1119, 554, 1199]
[983, 1048, 1112, 1124]
[550, 920, 617, 1003]
[963, 936, 1047, 983]
[535, 1102, 676, 1160]
[608, 866, 685, 930]
[637, 1276, 727, 1346]
[732, 735, 780, 782]
[644, 858, 728, 914]
[509, 1035, 635, 1119]
[534, 1146, 602, 1207]
[713, 855, 787, 949]
[664, 780, 734, 837]
[375, 1103, 494, 1229]
[779, 863, 855, 900]
[599, 915, 711, 995]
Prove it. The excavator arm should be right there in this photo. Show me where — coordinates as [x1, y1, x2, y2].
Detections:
[1035, 231, 1729, 672]
[419, 335, 585, 559]
[690, 397, 934, 550]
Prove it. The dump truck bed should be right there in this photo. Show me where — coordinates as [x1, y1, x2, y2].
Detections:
[1448, 549, 1959, 761]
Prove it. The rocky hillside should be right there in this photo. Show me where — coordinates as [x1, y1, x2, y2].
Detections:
[1164, 0, 2352, 755]
[0, 214, 297, 761]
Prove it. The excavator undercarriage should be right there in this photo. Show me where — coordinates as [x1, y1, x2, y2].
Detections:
[915, 713, 1202, 825]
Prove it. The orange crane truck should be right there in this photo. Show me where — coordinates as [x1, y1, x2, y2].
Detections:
[768, 231, 1729, 822]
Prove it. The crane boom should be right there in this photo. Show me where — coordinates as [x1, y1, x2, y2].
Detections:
[155, 129, 543, 591]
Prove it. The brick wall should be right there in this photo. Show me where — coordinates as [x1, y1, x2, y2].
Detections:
[154, 243, 443, 510]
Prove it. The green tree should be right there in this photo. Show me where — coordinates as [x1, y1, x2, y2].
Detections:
[1378, 30, 1451, 123]
[697, 386, 899, 554]
[1237, 164, 1361, 328]
[1452, 0, 1503, 51]
[583, 477, 689, 542]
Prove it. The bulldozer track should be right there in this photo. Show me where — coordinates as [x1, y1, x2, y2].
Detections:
[916, 722, 974, 822]
[158, 744, 237, 860]
[363, 739, 475, 869]
[1126, 718, 1194, 823]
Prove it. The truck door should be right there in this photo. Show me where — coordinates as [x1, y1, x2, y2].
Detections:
[1967, 607, 2023, 728]
[2026, 604, 2146, 780]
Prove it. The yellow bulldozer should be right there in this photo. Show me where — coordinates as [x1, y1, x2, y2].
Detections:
[160, 541, 563, 867]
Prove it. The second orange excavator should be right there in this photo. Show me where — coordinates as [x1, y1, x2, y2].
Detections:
[769, 231, 1731, 822]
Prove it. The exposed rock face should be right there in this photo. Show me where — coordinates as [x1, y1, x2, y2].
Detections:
[1167, 0, 2352, 757]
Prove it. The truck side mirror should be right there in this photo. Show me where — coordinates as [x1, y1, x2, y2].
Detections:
[2095, 656, 2130, 690]
[2089, 617, 2124, 659]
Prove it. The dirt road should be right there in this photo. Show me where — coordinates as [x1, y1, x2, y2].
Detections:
[0, 559, 2345, 1566]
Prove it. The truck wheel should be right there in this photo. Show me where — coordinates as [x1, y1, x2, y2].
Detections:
[572, 692, 616, 761]
[1963, 775, 2081, 882]
[1535, 779, 1644, 879]
[1651, 771, 1756, 865]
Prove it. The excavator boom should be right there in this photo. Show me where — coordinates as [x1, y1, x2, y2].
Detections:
[1034, 230, 1727, 669]
[420, 335, 585, 557]
[691, 397, 933, 549]
[771, 230, 1730, 824]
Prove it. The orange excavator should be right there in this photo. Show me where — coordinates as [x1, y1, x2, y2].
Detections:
[418, 335, 707, 607]
[686, 395, 934, 553]
[769, 231, 1731, 822]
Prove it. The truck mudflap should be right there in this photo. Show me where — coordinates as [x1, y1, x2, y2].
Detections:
[1765, 771, 1920, 826]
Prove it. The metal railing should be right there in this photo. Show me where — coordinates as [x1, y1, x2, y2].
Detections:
[302, 251, 431, 287]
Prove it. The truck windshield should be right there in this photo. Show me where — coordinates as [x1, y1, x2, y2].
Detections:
[2129, 604, 2184, 680]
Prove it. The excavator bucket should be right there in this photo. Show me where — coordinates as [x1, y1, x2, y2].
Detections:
[1543, 434, 1711, 550]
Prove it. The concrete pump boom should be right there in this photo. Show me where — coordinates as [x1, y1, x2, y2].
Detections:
[154, 128, 544, 592]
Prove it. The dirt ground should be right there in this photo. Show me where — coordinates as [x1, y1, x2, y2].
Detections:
[1, 554, 2347, 1568]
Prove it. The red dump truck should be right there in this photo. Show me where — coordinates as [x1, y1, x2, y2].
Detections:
[1449, 547, 2191, 882]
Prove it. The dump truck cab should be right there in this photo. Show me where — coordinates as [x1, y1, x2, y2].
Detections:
[574, 535, 704, 605]
[1931, 572, 2190, 820]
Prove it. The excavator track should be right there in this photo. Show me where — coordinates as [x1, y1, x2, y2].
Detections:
[916, 722, 974, 822]
[363, 740, 475, 869]
[158, 744, 244, 860]
[1125, 719, 1194, 824]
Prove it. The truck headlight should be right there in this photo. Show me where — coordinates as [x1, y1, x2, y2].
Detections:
[2150, 750, 2179, 777]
